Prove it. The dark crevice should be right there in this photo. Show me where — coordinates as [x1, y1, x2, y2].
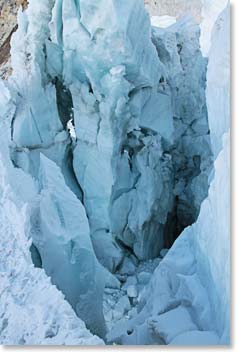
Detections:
[30, 243, 42, 268]
[54, 77, 74, 129]
[62, 144, 85, 203]
[150, 27, 213, 250]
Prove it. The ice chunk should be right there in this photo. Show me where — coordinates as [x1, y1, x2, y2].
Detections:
[120, 257, 136, 276]
[160, 249, 169, 258]
[148, 307, 197, 344]
[122, 276, 138, 291]
[169, 331, 219, 346]
[113, 296, 131, 321]
[31, 154, 107, 338]
[127, 286, 138, 299]
[0, 138, 103, 346]
[137, 272, 152, 285]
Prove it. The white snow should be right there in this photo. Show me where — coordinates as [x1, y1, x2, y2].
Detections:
[151, 15, 176, 28]
[200, 0, 229, 56]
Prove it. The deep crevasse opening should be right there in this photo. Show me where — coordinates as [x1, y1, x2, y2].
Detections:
[0, 0, 230, 346]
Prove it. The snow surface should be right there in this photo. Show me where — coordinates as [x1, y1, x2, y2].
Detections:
[151, 15, 176, 28]
[200, 0, 229, 56]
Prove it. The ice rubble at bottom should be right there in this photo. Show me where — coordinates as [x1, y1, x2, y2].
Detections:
[106, 131, 229, 346]
[106, 6, 230, 345]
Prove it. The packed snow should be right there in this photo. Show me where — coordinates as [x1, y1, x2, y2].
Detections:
[0, 0, 230, 346]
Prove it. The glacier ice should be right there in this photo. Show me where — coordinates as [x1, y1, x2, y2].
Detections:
[30, 153, 107, 338]
[151, 16, 213, 245]
[46, 0, 213, 262]
[7, 0, 107, 338]
[9, 0, 213, 272]
[205, 4, 230, 157]
[0, 92, 103, 345]
[0, 0, 230, 346]
[106, 3, 230, 346]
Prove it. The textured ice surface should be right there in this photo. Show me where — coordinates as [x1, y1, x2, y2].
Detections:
[106, 4, 230, 346]
[0, 0, 230, 346]
[205, 6, 230, 157]
[0, 86, 104, 345]
[151, 16, 213, 244]
[107, 140, 230, 344]
[41, 0, 176, 265]
[200, 0, 229, 56]
[8, 0, 107, 338]
[9, 0, 213, 271]
[31, 154, 107, 337]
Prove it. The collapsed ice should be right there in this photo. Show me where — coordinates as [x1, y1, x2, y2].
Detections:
[0, 0, 230, 346]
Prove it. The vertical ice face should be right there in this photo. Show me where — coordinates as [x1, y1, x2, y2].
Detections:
[151, 17, 213, 245]
[205, 5, 230, 157]
[106, 4, 229, 346]
[10, 0, 213, 274]
[9, 0, 107, 338]
[0, 132, 104, 346]
[192, 5, 230, 343]
[30, 154, 107, 338]
[200, 0, 229, 56]
[47, 0, 176, 264]
[3, 0, 229, 345]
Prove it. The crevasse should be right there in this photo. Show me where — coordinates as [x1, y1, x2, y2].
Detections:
[0, 0, 230, 346]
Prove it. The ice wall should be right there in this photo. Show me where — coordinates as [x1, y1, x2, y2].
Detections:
[48, 0, 175, 264]
[205, 4, 230, 157]
[9, 0, 107, 338]
[200, 0, 229, 56]
[107, 4, 230, 345]
[1, 0, 229, 345]
[191, 5, 230, 343]
[46, 0, 212, 265]
[151, 17, 213, 245]
[0, 82, 104, 346]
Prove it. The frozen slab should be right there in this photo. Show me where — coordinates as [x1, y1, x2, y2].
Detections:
[10, 1, 63, 149]
[151, 16, 213, 244]
[205, 6, 230, 157]
[0, 138, 103, 346]
[169, 331, 219, 346]
[31, 154, 107, 338]
[47, 0, 175, 263]
[200, 0, 229, 56]
[148, 306, 197, 344]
